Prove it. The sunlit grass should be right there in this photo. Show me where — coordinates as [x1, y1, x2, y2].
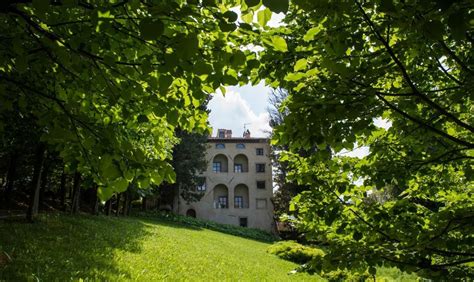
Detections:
[0, 213, 319, 281]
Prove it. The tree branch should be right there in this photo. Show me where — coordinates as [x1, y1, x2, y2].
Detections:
[375, 93, 474, 148]
[354, 0, 474, 134]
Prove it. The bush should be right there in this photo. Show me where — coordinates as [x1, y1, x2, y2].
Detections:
[135, 211, 278, 242]
[267, 240, 325, 264]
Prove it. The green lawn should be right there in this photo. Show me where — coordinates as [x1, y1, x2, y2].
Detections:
[0, 213, 418, 281]
[0, 213, 319, 281]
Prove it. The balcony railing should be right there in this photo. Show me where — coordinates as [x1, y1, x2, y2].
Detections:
[213, 201, 249, 209]
[213, 202, 228, 209]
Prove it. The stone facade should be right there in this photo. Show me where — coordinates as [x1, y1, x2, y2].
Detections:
[175, 130, 274, 232]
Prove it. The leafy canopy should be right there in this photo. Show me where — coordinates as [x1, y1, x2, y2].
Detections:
[258, 0, 474, 279]
[0, 0, 281, 200]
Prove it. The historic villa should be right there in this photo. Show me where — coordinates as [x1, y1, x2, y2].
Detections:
[174, 129, 274, 232]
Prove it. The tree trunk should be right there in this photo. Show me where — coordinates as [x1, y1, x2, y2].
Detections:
[70, 172, 81, 214]
[127, 193, 132, 216]
[2, 152, 18, 204]
[92, 186, 99, 215]
[142, 196, 147, 211]
[105, 198, 112, 216]
[39, 159, 50, 209]
[59, 170, 67, 211]
[126, 191, 133, 216]
[123, 189, 129, 216]
[115, 193, 121, 216]
[26, 144, 46, 222]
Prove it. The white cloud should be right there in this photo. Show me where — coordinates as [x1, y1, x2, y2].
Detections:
[337, 146, 370, 159]
[374, 117, 392, 129]
[208, 90, 271, 138]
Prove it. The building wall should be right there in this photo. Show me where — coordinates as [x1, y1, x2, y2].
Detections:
[176, 139, 274, 232]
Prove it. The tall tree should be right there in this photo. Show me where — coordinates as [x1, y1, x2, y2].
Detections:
[267, 89, 307, 218]
[258, 0, 474, 279]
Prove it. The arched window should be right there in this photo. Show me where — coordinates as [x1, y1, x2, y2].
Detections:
[212, 154, 228, 172]
[234, 184, 249, 208]
[234, 154, 249, 173]
[215, 143, 225, 149]
[213, 184, 229, 208]
[236, 143, 245, 149]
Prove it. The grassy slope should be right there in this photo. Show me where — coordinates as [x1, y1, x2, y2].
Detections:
[0, 213, 318, 281]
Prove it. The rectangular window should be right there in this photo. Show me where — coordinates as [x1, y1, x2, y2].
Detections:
[256, 163, 265, 173]
[256, 148, 264, 155]
[256, 198, 267, 209]
[218, 196, 228, 208]
[212, 162, 221, 173]
[218, 131, 225, 138]
[234, 196, 243, 208]
[234, 164, 243, 173]
[257, 181, 265, 189]
[239, 217, 248, 227]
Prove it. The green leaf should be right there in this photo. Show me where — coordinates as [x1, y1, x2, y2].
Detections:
[262, 0, 289, 13]
[303, 26, 322, 42]
[176, 34, 199, 58]
[242, 12, 254, 24]
[159, 75, 173, 94]
[97, 186, 114, 201]
[137, 114, 149, 123]
[150, 170, 163, 185]
[245, 0, 260, 7]
[230, 51, 246, 67]
[219, 21, 237, 32]
[379, 0, 396, 14]
[223, 11, 238, 22]
[353, 231, 363, 241]
[294, 58, 307, 71]
[139, 19, 165, 40]
[99, 155, 122, 180]
[271, 36, 288, 52]
[284, 72, 305, 82]
[32, 0, 49, 14]
[368, 266, 377, 275]
[423, 20, 445, 40]
[195, 63, 213, 75]
[448, 12, 467, 40]
[111, 178, 129, 193]
[257, 8, 272, 27]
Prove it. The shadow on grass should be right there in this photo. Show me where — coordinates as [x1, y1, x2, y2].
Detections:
[0, 213, 153, 281]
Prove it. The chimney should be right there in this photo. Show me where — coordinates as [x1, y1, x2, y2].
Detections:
[217, 129, 232, 138]
[243, 129, 251, 138]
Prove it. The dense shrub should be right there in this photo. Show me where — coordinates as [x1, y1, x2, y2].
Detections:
[135, 211, 278, 242]
[267, 240, 325, 264]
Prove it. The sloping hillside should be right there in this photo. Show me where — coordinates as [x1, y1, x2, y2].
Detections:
[0, 213, 319, 281]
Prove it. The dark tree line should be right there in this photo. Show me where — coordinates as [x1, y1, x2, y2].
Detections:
[0, 114, 207, 221]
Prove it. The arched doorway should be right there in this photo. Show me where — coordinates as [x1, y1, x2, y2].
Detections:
[186, 209, 196, 218]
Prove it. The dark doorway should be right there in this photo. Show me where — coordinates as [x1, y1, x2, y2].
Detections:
[239, 217, 248, 227]
[186, 209, 196, 218]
